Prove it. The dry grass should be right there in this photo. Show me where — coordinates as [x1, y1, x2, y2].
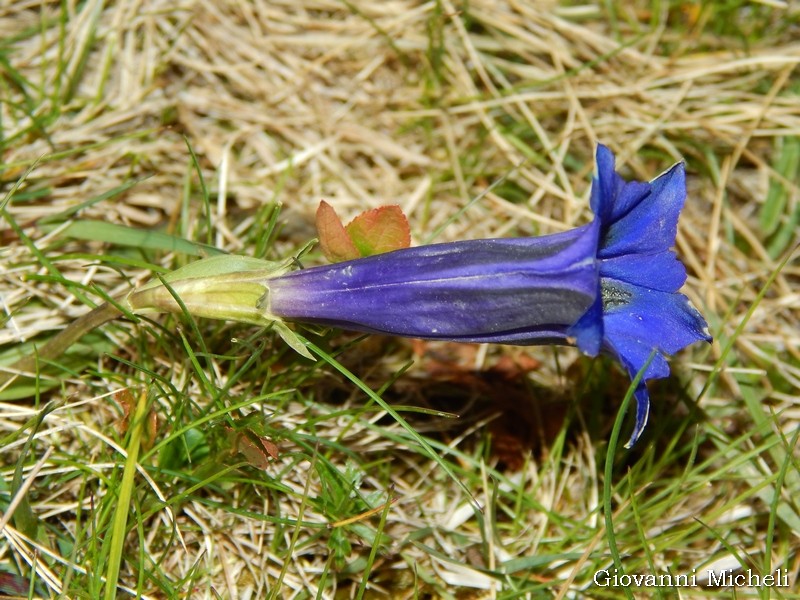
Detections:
[1, 0, 799, 598]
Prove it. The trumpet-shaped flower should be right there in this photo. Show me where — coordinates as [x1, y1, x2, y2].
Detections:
[263, 145, 711, 445]
[124, 145, 709, 446]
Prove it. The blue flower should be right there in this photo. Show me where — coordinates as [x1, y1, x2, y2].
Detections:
[569, 145, 711, 445]
[264, 145, 711, 445]
[268, 224, 601, 344]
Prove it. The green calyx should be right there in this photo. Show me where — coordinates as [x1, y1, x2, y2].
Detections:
[125, 254, 314, 359]
[126, 255, 290, 326]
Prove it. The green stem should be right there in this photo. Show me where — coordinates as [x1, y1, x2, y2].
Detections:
[103, 388, 148, 600]
[0, 302, 122, 390]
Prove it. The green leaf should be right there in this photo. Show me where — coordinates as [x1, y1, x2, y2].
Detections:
[273, 321, 315, 360]
[760, 136, 799, 236]
[0, 333, 117, 401]
[103, 390, 149, 600]
[53, 220, 226, 257]
[39, 177, 147, 224]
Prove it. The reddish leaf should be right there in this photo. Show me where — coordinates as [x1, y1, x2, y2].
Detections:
[225, 425, 280, 470]
[113, 389, 135, 435]
[316, 200, 360, 262]
[143, 411, 158, 451]
[112, 388, 158, 449]
[0, 572, 29, 596]
[345, 205, 411, 256]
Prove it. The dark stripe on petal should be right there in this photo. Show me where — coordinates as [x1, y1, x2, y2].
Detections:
[267, 224, 600, 343]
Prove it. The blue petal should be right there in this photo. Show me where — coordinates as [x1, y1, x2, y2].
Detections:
[590, 144, 618, 222]
[568, 294, 603, 357]
[599, 251, 687, 292]
[602, 319, 671, 380]
[591, 145, 651, 224]
[625, 384, 652, 448]
[603, 280, 711, 355]
[599, 162, 686, 258]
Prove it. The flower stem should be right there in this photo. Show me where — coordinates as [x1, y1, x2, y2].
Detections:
[0, 302, 122, 392]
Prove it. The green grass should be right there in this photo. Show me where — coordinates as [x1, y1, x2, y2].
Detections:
[1, 0, 799, 598]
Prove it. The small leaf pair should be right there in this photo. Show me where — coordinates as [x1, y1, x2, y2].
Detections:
[316, 200, 410, 262]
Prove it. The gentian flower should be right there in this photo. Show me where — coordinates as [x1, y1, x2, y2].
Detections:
[123, 145, 709, 446]
[263, 145, 711, 446]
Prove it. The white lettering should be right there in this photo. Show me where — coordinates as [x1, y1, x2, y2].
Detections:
[594, 569, 610, 587]
[707, 570, 728, 586]
[593, 567, 790, 589]
[594, 569, 704, 588]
